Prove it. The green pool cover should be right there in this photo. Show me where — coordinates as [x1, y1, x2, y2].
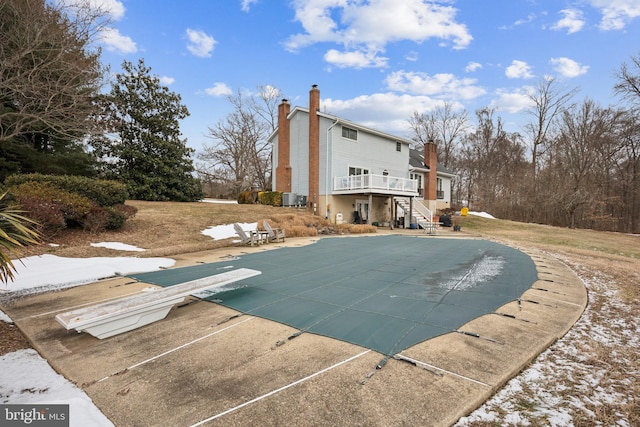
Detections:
[128, 235, 538, 356]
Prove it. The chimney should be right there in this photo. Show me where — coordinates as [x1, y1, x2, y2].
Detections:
[424, 139, 437, 201]
[308, 85, 320, 212]
[275, 99, 292, 192]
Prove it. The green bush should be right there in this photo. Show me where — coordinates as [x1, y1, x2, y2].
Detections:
[258, 191, 282, 206]
[10, 182, 95, 232]
[7, 180, 137, 234]
[5, 173, 128, 206]
[83, 203, 137, 232]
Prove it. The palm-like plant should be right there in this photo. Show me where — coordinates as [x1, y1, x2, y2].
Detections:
[0, 192, 40, 284]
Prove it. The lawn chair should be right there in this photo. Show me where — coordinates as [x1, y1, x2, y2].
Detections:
[263, 220, 285, 243]
[233, 223, 259, 246]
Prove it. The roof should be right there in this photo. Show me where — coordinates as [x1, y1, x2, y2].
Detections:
[268, 105, 414, 146]
[409, 148, 456, 177]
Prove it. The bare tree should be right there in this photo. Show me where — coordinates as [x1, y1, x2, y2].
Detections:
[408, 102, 469, 168]
[524, 76, 578, 182]
[0, 0, 107, 144]
[199, 86, 283, 196]
[458, 107, 528, 214]
[548, 100, 622, 228]
[614, 52, 640, 106]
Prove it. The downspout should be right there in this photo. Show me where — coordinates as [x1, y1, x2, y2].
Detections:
[326, 119, 339, 219]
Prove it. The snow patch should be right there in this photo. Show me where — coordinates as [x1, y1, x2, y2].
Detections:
[1, 255, 175, 294]
[468, 211, 496, 219]
[90, 242, 145, 252]
[0, 349, 114, 426]
[440, 255, 505, 291]
[201, 222, 258, 241]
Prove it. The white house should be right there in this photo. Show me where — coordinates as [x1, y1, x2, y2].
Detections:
[269, 85, 454, 228]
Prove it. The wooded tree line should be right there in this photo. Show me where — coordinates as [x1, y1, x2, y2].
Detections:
[409, 67, 640, 233]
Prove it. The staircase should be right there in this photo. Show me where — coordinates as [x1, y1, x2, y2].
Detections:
[395, 197, 438, 232]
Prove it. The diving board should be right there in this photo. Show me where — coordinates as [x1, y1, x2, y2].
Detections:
[55, 268, 261, 339]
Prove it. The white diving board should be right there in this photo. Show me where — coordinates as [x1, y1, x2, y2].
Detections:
[55, 268, 261, 339]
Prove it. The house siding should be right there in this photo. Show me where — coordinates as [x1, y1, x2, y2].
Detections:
[328, 124, 409, 183]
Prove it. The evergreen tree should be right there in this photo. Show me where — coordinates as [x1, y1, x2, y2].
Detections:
[93, 59, 203, 201]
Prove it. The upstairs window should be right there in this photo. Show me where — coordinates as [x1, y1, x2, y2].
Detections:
[342, 126, 358, 140]
[396, 142, 402, 152]
[349, 167, 369, 176]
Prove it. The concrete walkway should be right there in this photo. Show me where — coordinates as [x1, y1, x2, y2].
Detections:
[2, 233, 586, 427]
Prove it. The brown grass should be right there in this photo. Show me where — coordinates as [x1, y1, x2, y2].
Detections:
[22, 200, 377, 259]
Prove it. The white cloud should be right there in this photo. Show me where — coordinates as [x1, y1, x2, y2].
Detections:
[406, 51, 419, 62]
[505, 60, 534, 79]
[324, 49, 388, 69]
[552, 9, 585, 34]
[589, 0, 640, 30]
[550, 57, 589, 78]
[205, 82, 232, 97]
[61, 0, 126, 20]
[322, 92, 453, 135]
[159, 76, 175, 85]
[186, 29, 216, 58]
[385, 70, 486, 100]
[490, 87, 535, 113]
[241, 0, 258, 12]
[285, 0, 472, 68]
[99, 27, 137, 54]
[465, 61, 483, 72]
[499, 12, 540, 30]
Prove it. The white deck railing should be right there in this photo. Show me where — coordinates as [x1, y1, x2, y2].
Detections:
[333, 174, 418, 195]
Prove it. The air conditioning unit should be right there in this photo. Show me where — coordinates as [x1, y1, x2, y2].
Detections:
[282, 192, 297, 207]
[296, 195, 307, 206]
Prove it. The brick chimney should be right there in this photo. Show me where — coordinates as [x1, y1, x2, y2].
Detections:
[275, 99, 292, 192]
[308, 85, 320, 212]
[424, 139, 437, 201]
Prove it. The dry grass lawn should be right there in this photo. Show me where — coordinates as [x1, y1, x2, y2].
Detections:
[24, 200, 376, 258]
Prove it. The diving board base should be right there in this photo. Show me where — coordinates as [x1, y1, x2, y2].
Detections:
[72, 295, 185, 339]
[55, 268, 261, 339]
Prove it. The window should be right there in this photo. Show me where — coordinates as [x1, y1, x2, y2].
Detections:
[342, 126, 358, 140]
[349, 167, 369, 176]
[410, 173, 422, 189]
[396, 142, 401, 152]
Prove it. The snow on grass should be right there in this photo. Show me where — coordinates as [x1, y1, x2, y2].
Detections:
[90, 242, 145, 252]
[455, 259, 639, 427]
[469, 211, 496, 219]
[201, 222, 258, 241]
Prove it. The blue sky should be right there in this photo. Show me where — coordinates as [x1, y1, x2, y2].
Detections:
[88, 0, 640, 151]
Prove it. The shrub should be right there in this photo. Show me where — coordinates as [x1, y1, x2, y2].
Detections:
[258, 191, 282, 206]
[7, 181, 137, 234]
[10, 182, 96, 233]
[106, 204, 138, 230]
[5, 173, 128, 206]
[237, 191, 254, 204]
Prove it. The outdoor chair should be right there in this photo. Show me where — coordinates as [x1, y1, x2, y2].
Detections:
[233, 223, 260, 246]
[263, 220, 285, 243]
